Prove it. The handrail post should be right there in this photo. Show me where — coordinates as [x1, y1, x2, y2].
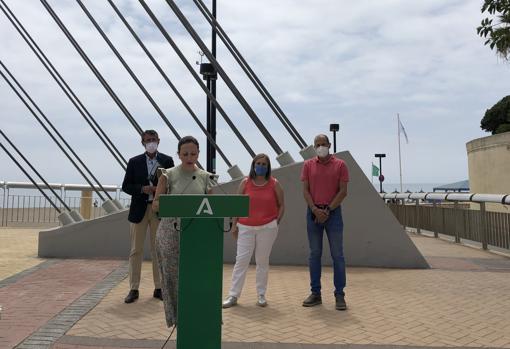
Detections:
[454, 201, 460, 243]
[401, 198, 406, 230]
[415, 199, 421, 234]
[439, 204, 445, 239]
[480, 202, 488, 250]
[5, 187, 10, 227]
[80, 190, 93, 220]
[1, 183, 6, 227]
[432, 201, 439, 238]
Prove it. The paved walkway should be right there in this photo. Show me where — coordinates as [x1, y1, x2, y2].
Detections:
[0, 229, 41, 282]
[1, 227, 510, 349]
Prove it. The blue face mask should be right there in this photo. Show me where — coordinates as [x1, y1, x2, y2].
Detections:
[254, 164, 268, 176]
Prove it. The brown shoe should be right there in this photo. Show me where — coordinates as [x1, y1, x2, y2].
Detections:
[124, 289, 139, 304]
[335, 295, 347, 310]
[302, 293, 322, 307]
[153, 288, 163, 301]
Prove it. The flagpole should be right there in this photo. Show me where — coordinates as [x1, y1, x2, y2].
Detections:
[398, 113, 403, 192]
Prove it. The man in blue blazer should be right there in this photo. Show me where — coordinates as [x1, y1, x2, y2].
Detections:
[122, 130, 174, 303]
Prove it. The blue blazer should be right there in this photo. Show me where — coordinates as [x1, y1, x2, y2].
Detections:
[122, 152, 174, 223]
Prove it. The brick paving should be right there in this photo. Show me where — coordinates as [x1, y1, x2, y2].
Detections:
[1, 228, 510, 348]
[62, 233, 510, 348]
[16, 263, 128, 349]
[0, 259, 60, 289]
[48, 337, 510, 349]
[0, 258, 123, 349]
[66, 264, 168, 341]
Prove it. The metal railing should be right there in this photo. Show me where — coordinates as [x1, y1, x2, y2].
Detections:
[383, 192, 510, 251]
[0, 194, 130, 227]
[0, 181, 130, 227]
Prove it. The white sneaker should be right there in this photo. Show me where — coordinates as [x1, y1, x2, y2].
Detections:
[222, 296, 238, 308]
[257, 294, 267, 307]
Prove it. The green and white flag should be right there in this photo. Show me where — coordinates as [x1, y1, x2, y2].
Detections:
[372, 163, 379, 177]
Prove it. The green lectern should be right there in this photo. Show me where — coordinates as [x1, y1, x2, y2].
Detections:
[159, 194, 249, 349]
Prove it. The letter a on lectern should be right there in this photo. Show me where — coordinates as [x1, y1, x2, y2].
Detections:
[196, 198, 213, 216]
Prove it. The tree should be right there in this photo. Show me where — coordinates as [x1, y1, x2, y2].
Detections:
[477, 0, 510, 59]
[481, 95, 510, 134]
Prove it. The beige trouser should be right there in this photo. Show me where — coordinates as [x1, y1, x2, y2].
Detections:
[128, 204, 161, 290]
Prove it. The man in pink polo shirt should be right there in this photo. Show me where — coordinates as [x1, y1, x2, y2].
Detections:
[300, 134, 349, 310]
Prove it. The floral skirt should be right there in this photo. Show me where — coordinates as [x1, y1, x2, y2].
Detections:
[155, 217, 180, 327]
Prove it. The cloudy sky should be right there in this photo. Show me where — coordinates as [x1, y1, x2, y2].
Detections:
[0, 0, 508, 190]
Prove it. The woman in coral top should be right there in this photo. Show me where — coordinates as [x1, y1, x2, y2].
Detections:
[223, 153, 284, 308]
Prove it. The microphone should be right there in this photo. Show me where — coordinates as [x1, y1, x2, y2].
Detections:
[179, 175, 197, 195]
[150, 166, 164, 185]
[208, 174, 229, 195]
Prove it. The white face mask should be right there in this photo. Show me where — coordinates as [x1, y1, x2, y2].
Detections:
[145, 142, 158, 154]
[316, 146, 329, 158]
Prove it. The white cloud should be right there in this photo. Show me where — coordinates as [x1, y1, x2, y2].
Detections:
[1, 0, 508, 191]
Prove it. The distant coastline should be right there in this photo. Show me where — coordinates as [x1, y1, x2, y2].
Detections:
[372, 183, 444, 193]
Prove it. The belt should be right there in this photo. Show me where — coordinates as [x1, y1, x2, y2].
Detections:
[147, 200, 153, 204]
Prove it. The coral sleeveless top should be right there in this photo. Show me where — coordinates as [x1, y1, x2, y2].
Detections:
[238, 176, 279, 227]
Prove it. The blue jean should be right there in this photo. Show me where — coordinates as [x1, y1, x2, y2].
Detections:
[306, 206, 345, 296]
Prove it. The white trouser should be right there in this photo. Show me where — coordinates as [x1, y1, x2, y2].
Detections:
[228, 220, 278, 298]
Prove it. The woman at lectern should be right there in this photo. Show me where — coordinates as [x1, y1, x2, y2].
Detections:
[152, 136, 213, 327]
[223, 153, 285, 308]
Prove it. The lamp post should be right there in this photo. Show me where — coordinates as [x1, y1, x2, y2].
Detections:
[210, 0, 217, 173]
[199, 0, 217, 174]
[374, 153, 386, 193]
[199, 62, 217, 173]
[329, 123, 339, 153]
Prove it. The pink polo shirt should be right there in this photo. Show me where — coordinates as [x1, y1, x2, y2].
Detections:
[300, 156, 349, 205]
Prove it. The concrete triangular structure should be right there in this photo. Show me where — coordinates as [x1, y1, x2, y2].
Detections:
[220, 151, 429, 268]
[39, 151, 428, 269]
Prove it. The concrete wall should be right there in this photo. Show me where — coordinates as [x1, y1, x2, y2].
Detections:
[39, 209, 130, 259]
[467, 132, 510, 212]
[39, 151, 428, 268]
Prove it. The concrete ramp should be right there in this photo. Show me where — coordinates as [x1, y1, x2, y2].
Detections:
[39, 151, 428, 268]
[39, 209, 130, 259]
